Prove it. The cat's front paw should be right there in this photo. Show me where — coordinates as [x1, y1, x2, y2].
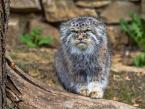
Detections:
[88, 82, 104, 99]
[75, 85, 89, 97]
[89, 90, 103, 99]
[79, 88, 89, 96]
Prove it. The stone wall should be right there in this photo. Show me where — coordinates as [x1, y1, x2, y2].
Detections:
[7, 0, 145, 51]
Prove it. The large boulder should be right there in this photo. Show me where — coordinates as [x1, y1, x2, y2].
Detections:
[101, 1, 139, 24]
[6, 15, 28, 49]
[141, 0, 145, 19]
[42, 0, 97, 22]
[107, 26, 129, 51]
[75, 0, 111, 8]
[10, 0, 41, 12]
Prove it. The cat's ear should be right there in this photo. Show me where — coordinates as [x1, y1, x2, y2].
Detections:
[60, 22, 70, 32]
[59, 22, 72, 39]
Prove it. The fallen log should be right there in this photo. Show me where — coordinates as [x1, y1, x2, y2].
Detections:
[5, 54, 138, 109]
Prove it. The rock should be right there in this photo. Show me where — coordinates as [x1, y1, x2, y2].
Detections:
[107, 26, 129, 51]
[6, 15, 28, 49]
[141, 0, 145, 19]
[42, 0, 97, 22]
[75, 0, 111, 8]
[130, 0, 140, 2]
[29, 18, 60, 47]
[101, 1, 139, 24]
[10, 0, 41, 12]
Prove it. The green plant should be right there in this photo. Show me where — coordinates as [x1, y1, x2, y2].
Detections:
[120, 13, 145, 50]
[133, 52, 145, 67]
[20, 27, 53, 48]
[120, 13, 145, 67]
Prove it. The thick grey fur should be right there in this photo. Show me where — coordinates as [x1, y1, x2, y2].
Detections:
[54, 16, 111, 98]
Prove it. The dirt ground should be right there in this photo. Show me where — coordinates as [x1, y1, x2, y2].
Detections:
[9, 47, 145, 109]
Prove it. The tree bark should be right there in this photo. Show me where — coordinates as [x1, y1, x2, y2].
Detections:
[0, 0, 9, 108]
[5, 54, 138, 109]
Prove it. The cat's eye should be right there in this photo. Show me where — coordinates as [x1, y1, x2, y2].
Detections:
[84, 29, 91, 33]
[71, 30, 78, 33]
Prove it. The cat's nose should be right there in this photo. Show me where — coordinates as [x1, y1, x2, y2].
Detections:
[78, 37, 83, 41]
[78, 34, 83, 41]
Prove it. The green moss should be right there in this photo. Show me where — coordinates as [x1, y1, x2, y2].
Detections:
[105, 71, 145, 108]
[118, 82, 133, 104]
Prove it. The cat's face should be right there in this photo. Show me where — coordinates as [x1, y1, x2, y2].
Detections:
[69, 28, 95, 51]
[60, 17, 106, 54]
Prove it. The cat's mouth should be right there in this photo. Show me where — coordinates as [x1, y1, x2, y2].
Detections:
[76, 41, 87, 45]
[76, 41, 88, 50]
